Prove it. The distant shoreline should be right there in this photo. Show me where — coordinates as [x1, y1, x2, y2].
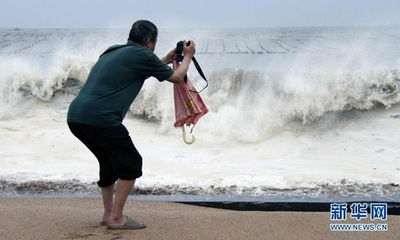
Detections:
[1, 24, 400, 31]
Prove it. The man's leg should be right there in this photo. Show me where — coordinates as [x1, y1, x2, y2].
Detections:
[101, 184, 114, 224]
[108, 179, 135, 226]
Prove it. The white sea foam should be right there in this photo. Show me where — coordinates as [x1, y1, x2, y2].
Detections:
[0, 27, 399, 196]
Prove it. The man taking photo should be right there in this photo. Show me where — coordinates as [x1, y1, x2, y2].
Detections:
[67, 20, 195, 230]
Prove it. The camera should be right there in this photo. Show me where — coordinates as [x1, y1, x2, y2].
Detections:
[175, 40, 191, 62]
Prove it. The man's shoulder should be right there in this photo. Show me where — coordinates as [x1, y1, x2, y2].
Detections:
[100, 42, 161, 66]
[100, 42, 148, 58]
[100, 44, 126, 57]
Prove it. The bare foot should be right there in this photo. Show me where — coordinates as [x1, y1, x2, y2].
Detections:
[101, 214, 113, 226]
[107, 216, 146, 230]
[107, 215, 127, 227]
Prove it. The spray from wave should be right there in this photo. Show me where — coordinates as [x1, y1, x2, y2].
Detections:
[1, 27, 400, 197]
[1, 27, 400, 143]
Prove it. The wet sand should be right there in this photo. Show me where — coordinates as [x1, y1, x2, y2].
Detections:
[0, 198, 398, 240]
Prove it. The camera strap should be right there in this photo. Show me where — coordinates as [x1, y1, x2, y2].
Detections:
[189, 57, 208, 93]
[176, 55, 208, 93]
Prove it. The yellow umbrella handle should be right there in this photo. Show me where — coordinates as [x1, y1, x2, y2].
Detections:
[182, 126, 195, 144]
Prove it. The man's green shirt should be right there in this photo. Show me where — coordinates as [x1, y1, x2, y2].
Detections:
[67, 41, 174, 127]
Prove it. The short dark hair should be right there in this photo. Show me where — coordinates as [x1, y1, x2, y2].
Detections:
[128, 20, 158, 44]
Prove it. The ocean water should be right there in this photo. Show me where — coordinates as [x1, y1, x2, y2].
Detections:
[0, 26, 400, 200]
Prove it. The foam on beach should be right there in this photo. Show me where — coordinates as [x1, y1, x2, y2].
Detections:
[0, 27, 400, 198]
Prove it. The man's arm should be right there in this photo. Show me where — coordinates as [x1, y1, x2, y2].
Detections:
[161, 48, 176, 64]
[167, 41, 196, 83]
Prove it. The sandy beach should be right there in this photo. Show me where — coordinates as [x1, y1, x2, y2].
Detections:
[0, 198, 398, 240]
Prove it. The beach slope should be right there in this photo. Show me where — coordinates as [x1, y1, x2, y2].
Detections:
[0, 198, 399, 240]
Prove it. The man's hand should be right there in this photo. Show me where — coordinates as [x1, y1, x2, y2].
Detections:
[166, 40, 196, 83]
[161, 47, 176, 64]
[183, 40, 196, 58]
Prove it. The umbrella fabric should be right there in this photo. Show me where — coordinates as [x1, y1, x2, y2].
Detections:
[173, 60, 208, 128]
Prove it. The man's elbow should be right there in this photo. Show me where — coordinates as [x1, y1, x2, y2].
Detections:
[167, 74, 183, 83]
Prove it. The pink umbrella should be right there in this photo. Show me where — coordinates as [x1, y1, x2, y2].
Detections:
[173, 59, 208, 144]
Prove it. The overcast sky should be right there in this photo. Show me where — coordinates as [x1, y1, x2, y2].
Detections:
[1, 0, 400, 28]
